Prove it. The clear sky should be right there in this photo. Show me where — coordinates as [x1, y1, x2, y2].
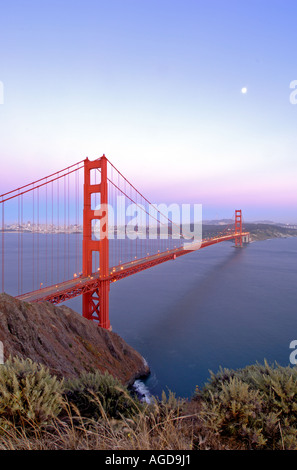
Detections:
[0, 0, 297, 222]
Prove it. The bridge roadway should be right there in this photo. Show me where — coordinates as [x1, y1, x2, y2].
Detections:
[17, 232, 249, 305]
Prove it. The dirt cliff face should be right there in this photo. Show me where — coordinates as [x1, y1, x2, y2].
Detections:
[0, 293, 149, 386]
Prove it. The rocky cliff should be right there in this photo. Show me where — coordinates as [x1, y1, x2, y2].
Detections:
[0, 293, 149, 386]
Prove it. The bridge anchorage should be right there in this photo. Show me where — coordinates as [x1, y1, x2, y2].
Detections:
[1, 155, 250, 330]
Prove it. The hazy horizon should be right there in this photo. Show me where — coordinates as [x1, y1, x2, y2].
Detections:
[0, 0, 296, 224]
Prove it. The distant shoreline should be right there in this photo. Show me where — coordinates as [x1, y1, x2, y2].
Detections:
[2, 223, 297, 243]
[203, 222, 297, 244]
[0, 230, 82, 234]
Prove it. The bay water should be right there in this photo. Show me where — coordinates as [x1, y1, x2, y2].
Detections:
[3, 234, 297, 399]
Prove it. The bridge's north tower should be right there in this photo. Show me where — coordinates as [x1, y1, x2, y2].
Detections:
[235, 209, 243, 247]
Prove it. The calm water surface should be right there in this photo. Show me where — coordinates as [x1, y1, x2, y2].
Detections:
[66, 237, 297, 398]
[3, 235, 297, 398]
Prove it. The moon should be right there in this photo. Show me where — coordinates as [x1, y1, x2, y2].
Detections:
[241, 87, 248, 94]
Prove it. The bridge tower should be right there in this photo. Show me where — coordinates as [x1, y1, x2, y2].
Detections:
[82, 156, 110, 329]
[234, 209, 243, 248]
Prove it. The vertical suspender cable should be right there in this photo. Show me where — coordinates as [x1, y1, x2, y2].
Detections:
[68, 168, 70, 279]
[51, 180, 54, 286]
[33, 185, 35, 291]
[45, 180, 48, 286]
[21, 194, 23, 294]
[37, 187, 39, 289]
[76, 165, 79, 275]
[1, 201, 4, 293]
[64, 174, 66, 280]
[18, 192, 20, 295]
[57, 174, 60, 283]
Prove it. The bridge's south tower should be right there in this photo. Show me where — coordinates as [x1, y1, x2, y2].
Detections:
[82, 156, 110, 329]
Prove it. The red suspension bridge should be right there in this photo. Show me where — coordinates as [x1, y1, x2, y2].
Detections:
[0, 155, 249, 329]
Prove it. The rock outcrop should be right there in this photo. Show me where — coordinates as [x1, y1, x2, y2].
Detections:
[0, 293, 149, 386]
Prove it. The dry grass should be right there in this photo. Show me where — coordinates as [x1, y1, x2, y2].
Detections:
[1, 361, 297, 450]
[0, 398, 204, 450]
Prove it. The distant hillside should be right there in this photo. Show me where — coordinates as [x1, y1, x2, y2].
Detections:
[244, 223, 297, 241]
[203, 219, 234, 225]
[202, 223, 297, 242]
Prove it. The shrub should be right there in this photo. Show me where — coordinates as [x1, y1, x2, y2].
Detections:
[196, 361, 297, 450]
[148, 390, 184, 422]
[0, 356, 63, 428]
[199, 376, 266, 448]
[64, 370, 140, 420]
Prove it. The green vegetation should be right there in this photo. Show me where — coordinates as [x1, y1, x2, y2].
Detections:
[0, 356, 63, 429]
[64, 370, 140, 420]
[195, 361, 297, 449]
[1, 357, 297, 450]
